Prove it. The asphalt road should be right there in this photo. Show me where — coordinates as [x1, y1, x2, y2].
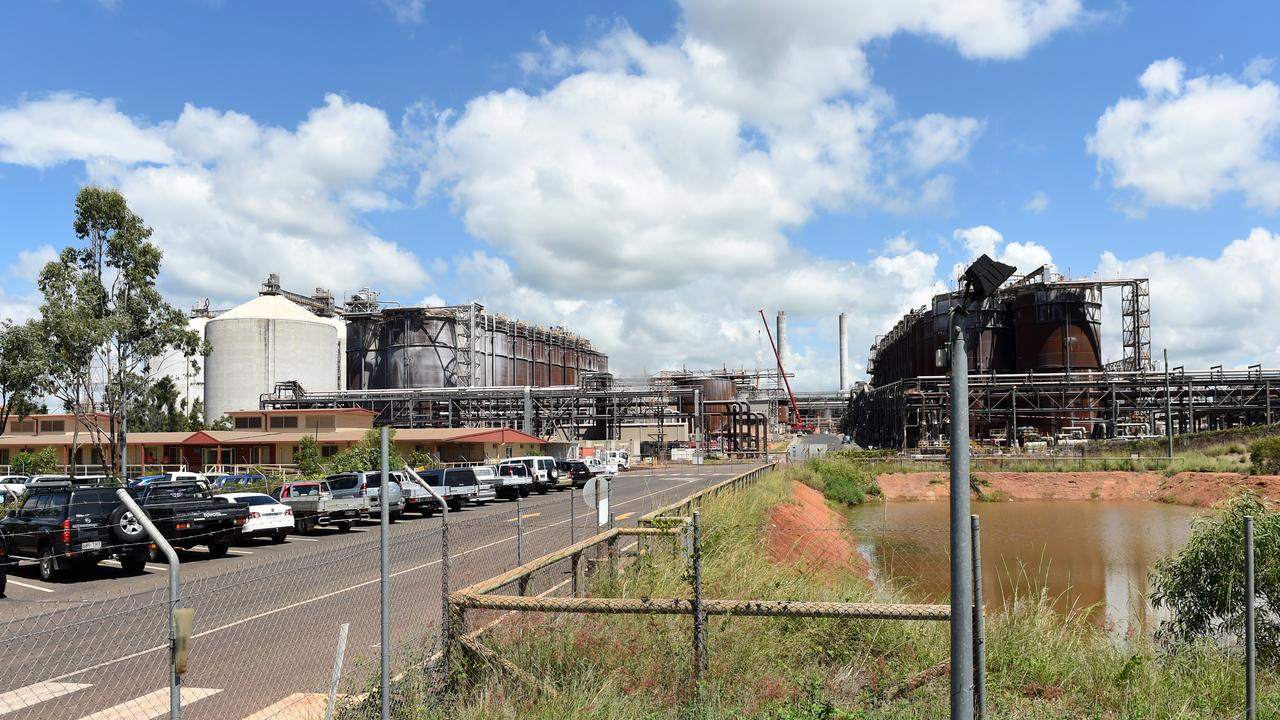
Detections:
[0, 463, 755, 720]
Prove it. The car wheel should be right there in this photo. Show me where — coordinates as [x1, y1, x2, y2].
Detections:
[272, 531, 289, 544]
[389, 512, 400, 524]
[119, 555, 146, 574]
[447, 499, 463, 512]
[38, 545, 58, 582]
[520, 487, 530, 497]
[108, 505, 147, 544]
[206, 543, 230, 559]
[421, 506, 436, 518]
[336, 522, 352, 533]
[537, 486, 548, 495]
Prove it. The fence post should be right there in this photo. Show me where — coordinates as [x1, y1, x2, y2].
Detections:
[971, 515, 986, 719]
[570, 486, 577, 546]
[379, 428, 391, 720]
[692, 510, 707, 682]
[113, 490, 182, 720]
[1246, 515, 1256, 720]
[516, 492, 524, 568]
[324, 623, 350, 720]
[572, 551, 583, 598]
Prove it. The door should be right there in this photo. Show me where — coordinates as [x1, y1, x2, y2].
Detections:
[8, 493, 42, 556]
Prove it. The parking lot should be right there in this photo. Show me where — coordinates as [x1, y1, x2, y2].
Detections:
[0, 463, 754, 720]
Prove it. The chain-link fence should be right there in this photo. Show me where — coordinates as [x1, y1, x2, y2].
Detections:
[0, 459, 752, 719]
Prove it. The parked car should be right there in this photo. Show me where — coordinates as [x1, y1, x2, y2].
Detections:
[0, 479, 151, 581]
[583, 457, 616, 478]
[130, 471, 212, 491]
[325, 472, 405, 523]
[561, 461, 594, 488]
[479, 464, 529, 500]
[602, 450, 631, 471]
[214, 492, 293, 543]
[271, 481, 365, 533]
[129, 480, 250, 558]
[504, 456, 564, 493]
[414, 468, 492, 511]
[391, 470, 443, 517]
[217, 473, 267, 488]
[1, 475, 31, 503]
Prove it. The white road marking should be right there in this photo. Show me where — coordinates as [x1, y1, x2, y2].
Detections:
[286, 536, 319, 542]
[227, 549, 254, 556]
[46, 472, 727, 683]
[0, 681, 92, 715]
[241, 693, 327, 720]
[99, 560, 167, 572]
[74, 687, 220, 720]
[6, 579, 55, 593]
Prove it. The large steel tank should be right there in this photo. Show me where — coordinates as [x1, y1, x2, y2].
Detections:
[677, 377, 736, 434]
[1013, 284, 1102, 371]
[205, 295, 339, 420]
[970, 295, 1015, 373]
[911, 309, 935, 378]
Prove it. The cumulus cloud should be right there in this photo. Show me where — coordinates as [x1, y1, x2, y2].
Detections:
[1097, 228, 1280, 368]
[1089, 58, 1280, 212]
[950, 225, 1052, 282]
[7, 245, 57, 281]
[0, 93, 428, 307]
[0, 94, 172, 168]
[418, 0, 1081, 385]
[382, 0, 425, 25]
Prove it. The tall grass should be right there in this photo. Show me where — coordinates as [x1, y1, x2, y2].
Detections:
[394, 470, 1278, 719]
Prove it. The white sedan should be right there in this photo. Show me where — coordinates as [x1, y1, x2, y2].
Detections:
[215, 492, 293, 543]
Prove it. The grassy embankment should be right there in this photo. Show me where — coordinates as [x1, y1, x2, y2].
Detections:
[393, 465, 1274, 719]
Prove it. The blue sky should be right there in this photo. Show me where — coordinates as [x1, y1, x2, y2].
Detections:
[2, 0, 1279, 387]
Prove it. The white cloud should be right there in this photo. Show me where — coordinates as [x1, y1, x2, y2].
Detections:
[1088, 58, 1280, 212]
[382, 0, 425, 25]
[950, 225, 1052, 281]
[0, 94, 172, 168]
[1243, 56, 1274, 84]
[1097, 227, 1280, 368]
[901, 113, 984, 171]
[1025, 190, 1049, 213]
[7, 245, 56, 281]
[0, 93, 428, 306]
[953, 225, 1003, 257]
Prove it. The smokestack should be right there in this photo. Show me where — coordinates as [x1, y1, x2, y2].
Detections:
[839, 312, 849, 392]
[775, 311, 788, 388]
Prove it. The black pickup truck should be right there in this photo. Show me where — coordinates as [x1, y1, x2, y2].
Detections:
[130, 481, 250, 558]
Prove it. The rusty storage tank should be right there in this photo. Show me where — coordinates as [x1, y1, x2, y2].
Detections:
[677, 377, 737, 434]
[386, 308, 458, 387]
[970, 295, 1015, 373]
[1013, 284, 1102, 371]
[932, 292, 960, 364]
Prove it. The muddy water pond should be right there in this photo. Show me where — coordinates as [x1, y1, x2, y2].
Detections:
[844, 500, 1202, 633]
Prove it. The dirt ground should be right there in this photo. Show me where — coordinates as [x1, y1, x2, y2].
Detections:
[875, 471, 1280, 507]
[767, 480, 869, 579]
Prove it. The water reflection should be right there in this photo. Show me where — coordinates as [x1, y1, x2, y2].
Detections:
[845, 500, 1201, 634]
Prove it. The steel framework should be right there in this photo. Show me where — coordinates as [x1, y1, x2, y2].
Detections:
[846, 367, 1280, 449]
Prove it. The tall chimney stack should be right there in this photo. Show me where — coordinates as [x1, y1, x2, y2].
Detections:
[776, 310, 788, 389]
[839, 312, 849, 391]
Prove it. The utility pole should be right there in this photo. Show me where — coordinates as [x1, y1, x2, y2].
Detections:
[1164, 350, 1173, 459]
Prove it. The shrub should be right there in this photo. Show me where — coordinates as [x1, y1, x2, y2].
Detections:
[11, 447, 60, 475]
[1250, 437, 1280, 475]
[294, 435, 324, 477]
[1151, 491, 1280, 662]
[806, 457, 880, 506]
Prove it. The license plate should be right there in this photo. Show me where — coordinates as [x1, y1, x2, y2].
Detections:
[81, 541, 102, 551]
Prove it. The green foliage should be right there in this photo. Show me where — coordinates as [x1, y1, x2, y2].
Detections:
[801, 456, 882, 506]
[323, 428, 405, 474]
[11, 448, 61, 475]
[295, 435, 324, 477]
[0, 320, 49, 438]
[1152, 491, 1280, 662]
[208, 415, 234, 431]
[1250, 437, 1280, 475]
[830, 448, 897, 460]
[407, 450, 439, 470]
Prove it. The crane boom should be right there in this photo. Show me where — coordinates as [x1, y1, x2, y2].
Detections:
[759, 309, 808, 433]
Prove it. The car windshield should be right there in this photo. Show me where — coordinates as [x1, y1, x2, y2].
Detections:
[69, 494, 119, 516]
[234, 495, 276, 506]
[498, 465, 527, 476]
[447, 469, 477, 486]
[289, 485, 320, 496]
[326, 475, 360, 491]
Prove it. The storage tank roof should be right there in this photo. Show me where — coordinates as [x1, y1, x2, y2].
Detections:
[212, 294, 325, 323]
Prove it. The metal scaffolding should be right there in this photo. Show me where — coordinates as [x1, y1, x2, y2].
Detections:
[846, 366, 1280, 449]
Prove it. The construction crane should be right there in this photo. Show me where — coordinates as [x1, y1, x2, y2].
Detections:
[758, 309, 812, 434]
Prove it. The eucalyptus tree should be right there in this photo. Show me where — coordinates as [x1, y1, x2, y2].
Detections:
[38, 187, 205, 476]
[0, 320, 47, 441]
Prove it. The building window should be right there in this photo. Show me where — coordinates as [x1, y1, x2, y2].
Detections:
[39, 420, 65, 433]
[0, 449, 8, 464]
[269, 416, 298, 429]
[304, 415, 335, 431]
[10, 420, 34, 434]
[322, 445, 339, 457]
[235, 416, 263, 430]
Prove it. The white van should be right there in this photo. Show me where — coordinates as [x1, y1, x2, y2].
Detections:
[504, 456, 563, 493]
[602, 450, 630, 471]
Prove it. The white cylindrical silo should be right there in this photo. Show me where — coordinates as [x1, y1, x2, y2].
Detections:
[204, 295, 339, 422]
[775, 311, 788, 389]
